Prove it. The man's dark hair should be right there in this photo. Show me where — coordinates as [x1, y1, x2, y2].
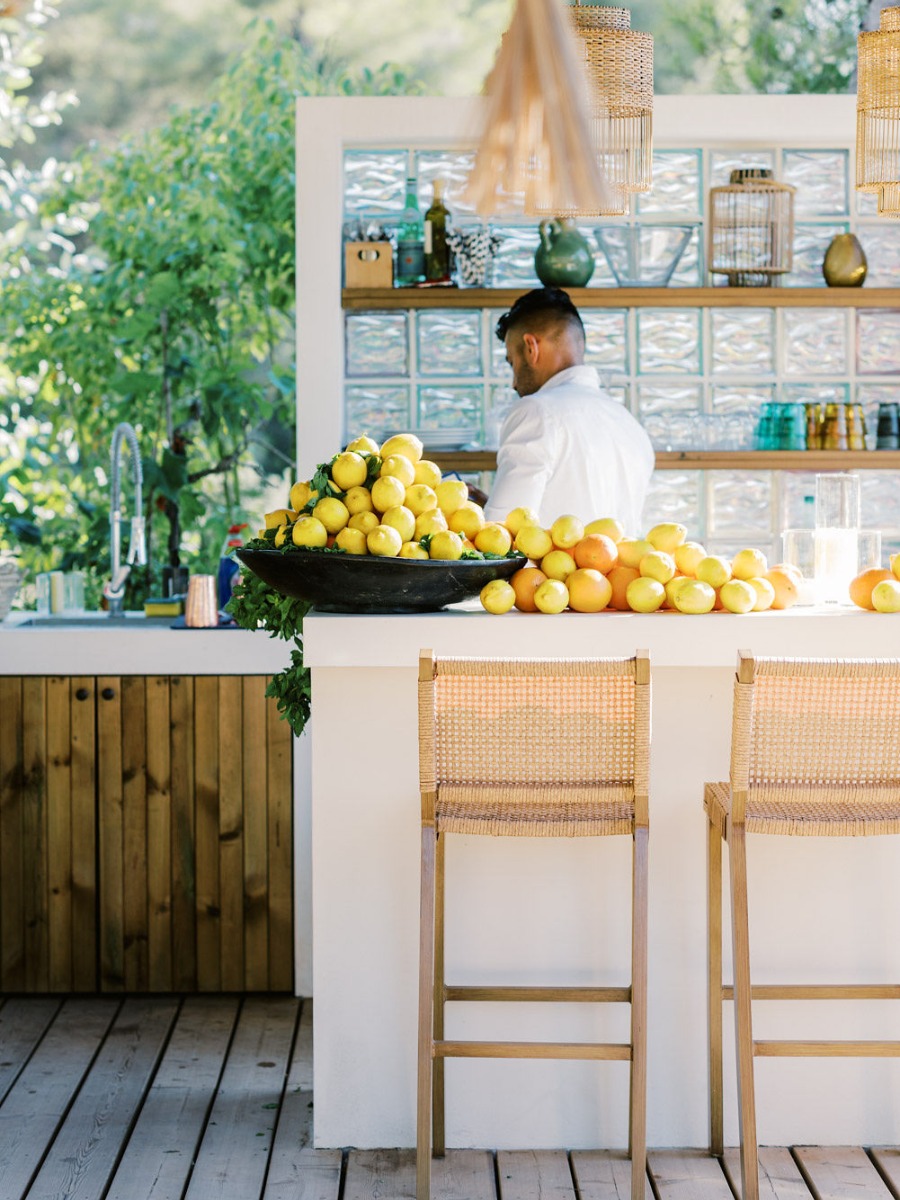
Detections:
[495, 287, 584, 343]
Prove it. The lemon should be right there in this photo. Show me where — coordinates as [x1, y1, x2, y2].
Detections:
[639, 550, 676, 584]
[625, 577, 666, 613]
[434, 479, 469, 515]
[872, 579, 900, 612]
[265, 508, 294, 529]
[719, 579, 756, 614]
[534, 578, 569, 614]
[674, 541, 706, 577]
[474, 523, 513, 556]
[672, 579, 716, 614]
[330, 451, 368, 491]
[399, 540, 430, 560]
[312, 496, 350, 534]
[288, 481, 312, 511]
[413, 459, 442, 488]
[732, 547, 768, 581]
[514, 524, 553, 561]
[429, 530, 464, 561]
[348, 510, 380, 535]
[380, 432, 424, 463]
[415, 508, 447, 538]
[585, 516, 626, 541]
[344, 485, 374, 515]
[480, 579, 517, 614]
[540, 549, 577, 582]
[367, 524, 403, 557]
[380, 453, 416, 487]
[370, 475, 407, 513]
[550, 514, 584, 550]
[335, 526, 368, 555]
[645, 522, 687, 554]
[505, 506, 541, 537]
[616, 538, 655, 570]
[292, 516, 328, 548]
[696, 555, 732, 589]
[404, 483, 438, 516]
[448, 502, 485, 540]
[274, 524, 291, 548]
[346, 434, 380, 455]
[748, 576, 776, 611]
[381, 505, 416, 543]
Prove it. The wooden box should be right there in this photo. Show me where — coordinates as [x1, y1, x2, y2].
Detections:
[345, 241, 393, 288]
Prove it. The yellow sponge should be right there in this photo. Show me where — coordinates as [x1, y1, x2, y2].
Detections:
[144, 597, 184, 617]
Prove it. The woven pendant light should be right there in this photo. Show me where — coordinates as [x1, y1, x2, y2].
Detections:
[708, 168, 796, 287]
[879, 181, 900, 214]
[569, 3, 653, 203]
[463, 0, 619, 218]
[857, 6, 900, 200]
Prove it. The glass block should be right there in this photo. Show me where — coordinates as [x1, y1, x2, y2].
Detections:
[345, 312, 408, 377]
[780, 472, 819, 530]
[643, 471, 702, 530]
[782, 382, 849, 405]
[343, 150, 407, 216]
[856, 191, 879, 217]
[782, 308, 847, 376]
[857, 310, 900, 375]
[862, 472, 900, 530]
[709, 149, 775, 189]
[583, 310, 628, 373]
[637, 309, 701, 374]
[669, 226, 703, 287]
[416, 149, 477, 216]
[711, 308, 775, 375]
[781, 150, 849, 216]
[637, 150, 702, 216]
[707, 471, 774, 537]
[789, 223, 849, 287]
[489, 224, 541, 287]
[417, 384, 483, 439]
[486, 384, 516, 449]
[417, 310, 482, 376]
[857, 223, 900, 286]
[638, 385, 701, 449]
[345, 385, 411, 440]
[638, 384, 702, 416]
[710, 383, 775, 413]
[489, 325, 512, 379]
[605, 385, 628, 406]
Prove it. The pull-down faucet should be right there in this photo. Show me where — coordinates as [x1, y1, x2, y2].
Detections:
[103, 422, 146, 617]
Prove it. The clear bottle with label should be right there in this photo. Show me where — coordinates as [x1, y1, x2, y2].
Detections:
[395, 176, 425, 286]
[424, 179, 451, 282]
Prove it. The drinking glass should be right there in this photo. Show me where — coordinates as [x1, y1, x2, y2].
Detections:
[814, 473, 860, 529]
[857, 529, 882, 573]
[781, 528, 817, 605]
[185, 575, 219, 627]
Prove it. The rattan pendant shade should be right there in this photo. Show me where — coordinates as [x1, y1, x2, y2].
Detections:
[708, 168, 796, 287]
[857, 5, 900, 207]
[463, 0, 619, 217]
[569, 3, 653, 207]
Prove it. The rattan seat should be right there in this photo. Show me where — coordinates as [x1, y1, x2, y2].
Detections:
[706, 652, 900, 1200]
[416, 649, 650, 1200]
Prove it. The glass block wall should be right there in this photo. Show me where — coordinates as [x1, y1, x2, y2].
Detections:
[342, 144, 900, 558]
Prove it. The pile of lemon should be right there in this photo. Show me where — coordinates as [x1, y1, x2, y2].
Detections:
[262, 433, 517, 562]
[481, 515, 803, 616]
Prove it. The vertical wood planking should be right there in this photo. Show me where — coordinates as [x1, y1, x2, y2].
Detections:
[170, 675, 197, 991]
[0, 677, 24, 991]
[98, 675, 124, 991]
[46, 676, 73, 991]
[121, 676, 149, 991]
[267, 680, 293, 991]
[242, 675, 269, 990]
[22, 676, 47, 992]
[70, 677, 97, 991]
[146, 676, 173, 992]
[218, 675, 244, 991]
[194, 675, 220, 991]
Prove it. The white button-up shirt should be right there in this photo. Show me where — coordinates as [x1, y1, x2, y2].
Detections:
[484, 365, 655, 534]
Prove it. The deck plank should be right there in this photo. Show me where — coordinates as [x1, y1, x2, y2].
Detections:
[723, 1147, 814, 1199]
[432, 1149, 496, 1198]
[571, 1150, 652, 1199]
[0, 997, 121, 1200]
[104, 995, 240, 1200]
[0, 995, 61, 1104]
[262, 998, 316, 1197]
[266, 1148, 343, 1200]
[344, 1149, 416, 1200]
[496, 1150, 575, 1199]
[24, 996, 178, 1200]
[793, 1146, 894, 1199]
[648, 1150, 735, 1198]
[184, 995, 300, 1200]
[869, 1148, 900, 1197]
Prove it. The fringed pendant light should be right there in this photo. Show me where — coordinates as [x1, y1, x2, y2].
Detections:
[708, 168, 796, 287]
[857, 5, 900, 209]
[463, 0, 619, 218]
[569, 3, 654, 205]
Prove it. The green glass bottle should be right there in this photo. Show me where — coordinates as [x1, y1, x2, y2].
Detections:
[424, 179, 451, 282]
[395, 176, 425, 287]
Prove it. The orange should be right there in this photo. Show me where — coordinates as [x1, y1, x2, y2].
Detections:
[849, 567, 894, 610]
[567, 568, 613, 613]
[765, 568, 800, 610]
[572, 533, 617, 574]
[607, 565, 640, 610]
[510, 566, 548, 613]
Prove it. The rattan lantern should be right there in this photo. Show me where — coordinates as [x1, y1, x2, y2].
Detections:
[708, 168, 796, 287]
[857, 7, 900, 202]
[569, 2, 654, 208]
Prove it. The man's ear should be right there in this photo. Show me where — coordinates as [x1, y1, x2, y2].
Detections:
[522, 332, 540, 364]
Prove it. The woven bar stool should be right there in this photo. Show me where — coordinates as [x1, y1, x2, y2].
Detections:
[416, 649, 651, 1200]
[706, 651, 900, 1200]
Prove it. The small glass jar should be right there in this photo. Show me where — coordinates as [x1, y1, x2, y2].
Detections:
[805, 402, 822, 449]
[820, 402, 848, 451]
[846, 402, 867, 451]
[876, 402, 900, 450]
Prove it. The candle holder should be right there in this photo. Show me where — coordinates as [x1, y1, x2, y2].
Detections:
[813, 473, 860, 605]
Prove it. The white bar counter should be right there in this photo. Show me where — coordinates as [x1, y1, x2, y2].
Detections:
[305, 605, 900, 1150]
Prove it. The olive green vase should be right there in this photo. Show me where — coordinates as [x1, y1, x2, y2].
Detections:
[822, 233, 867, 287]
[534, 218, 595, 288]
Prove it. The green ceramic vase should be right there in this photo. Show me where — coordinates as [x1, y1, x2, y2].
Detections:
[534, 218, 595, 288]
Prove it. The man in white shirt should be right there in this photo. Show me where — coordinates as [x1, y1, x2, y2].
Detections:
[484, 288, 655, 534]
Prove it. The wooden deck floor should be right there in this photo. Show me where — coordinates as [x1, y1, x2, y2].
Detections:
[2, 995, 900, 1200]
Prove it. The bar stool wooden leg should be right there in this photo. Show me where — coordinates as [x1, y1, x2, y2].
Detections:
[729, 825, 760, 1200]
[417, 824, 437, 1200]
[629, 824, 649, 1200]
[432, 831, 446, 1157]
[707, 814, 724, 1156]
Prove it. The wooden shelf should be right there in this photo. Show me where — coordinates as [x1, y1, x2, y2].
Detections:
[344, 286, 900, 310]
[427, 449, 900, 473]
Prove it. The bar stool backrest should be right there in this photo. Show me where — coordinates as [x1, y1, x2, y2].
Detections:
[418, 651, 650, 837]
[730, 651, 900, 829]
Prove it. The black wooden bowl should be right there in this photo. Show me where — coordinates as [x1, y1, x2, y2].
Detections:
[235, 547, 526, 613]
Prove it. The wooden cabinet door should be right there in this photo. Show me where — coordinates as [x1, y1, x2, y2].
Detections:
[0, 676, 97, 993]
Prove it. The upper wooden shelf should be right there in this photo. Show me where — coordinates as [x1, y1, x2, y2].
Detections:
[427, 449, 900, 472]
[343, 286, 900, 310]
